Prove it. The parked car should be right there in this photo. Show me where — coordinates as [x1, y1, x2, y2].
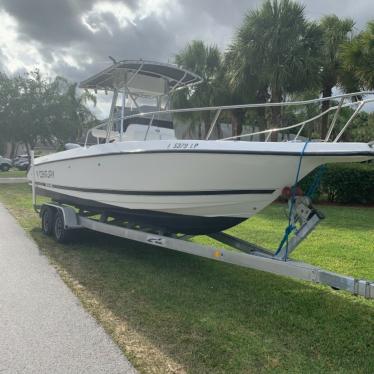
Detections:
[13, 154, 28, 166]
[13, 154, 30, 170]
[17, 160, 30, 170]
[0, 155, 12, 171]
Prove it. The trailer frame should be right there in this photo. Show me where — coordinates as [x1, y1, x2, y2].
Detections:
[36, 201, 374, 299]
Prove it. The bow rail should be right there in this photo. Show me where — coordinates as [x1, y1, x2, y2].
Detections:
[85, 91, 374, 146]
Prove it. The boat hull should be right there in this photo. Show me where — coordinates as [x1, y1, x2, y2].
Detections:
[29, 140, 373, 234]
[35, 187, 246, 234]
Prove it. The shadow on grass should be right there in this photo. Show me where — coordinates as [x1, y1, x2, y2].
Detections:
[30, 227, 374, 373]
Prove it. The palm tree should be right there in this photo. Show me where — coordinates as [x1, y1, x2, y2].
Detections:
[46, 76, 97, 147]
[319, 15, 355, 138]
[67, 82, 97, 142]
[174, 40, 222, 138]
[227, 0, 322, 130]
[340, 21, 374, 90]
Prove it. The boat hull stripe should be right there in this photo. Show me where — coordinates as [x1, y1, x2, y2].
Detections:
[35, 182, 275, 196]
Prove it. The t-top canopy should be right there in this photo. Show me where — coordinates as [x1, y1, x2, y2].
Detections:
[79, 59, 202, 96]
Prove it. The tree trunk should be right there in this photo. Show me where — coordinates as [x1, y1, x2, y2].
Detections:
[255, 88, 268, 141]
[204, 120, 211, 139]
[270, 90, 282, 128]
[256, 87, 268, 130]
[9, 142, 16, 159]
[25, 142, 31, 164]
[217, 123, 223, 139]
[270, 87, 282, 141]
[230, 111, 242, 139]
[198, 116, 203, 140]
[231, 114, 237, 137]
[321, 86, 332, 139]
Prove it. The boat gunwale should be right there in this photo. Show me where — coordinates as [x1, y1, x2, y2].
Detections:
[33, 148, 374, 167]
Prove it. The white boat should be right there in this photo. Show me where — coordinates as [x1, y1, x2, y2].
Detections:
[28, 59, 374, 234]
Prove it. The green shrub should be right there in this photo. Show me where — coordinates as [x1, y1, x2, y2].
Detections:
[323, 163, 374, 204]
[299, 163, 374, 204]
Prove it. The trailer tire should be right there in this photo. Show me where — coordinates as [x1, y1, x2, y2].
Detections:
[54, 210, 72, 243]
[41, 207, 55, 236]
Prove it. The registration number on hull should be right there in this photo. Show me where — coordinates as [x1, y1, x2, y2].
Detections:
[36, 169, 55, 179]
[167, 142, 199, 150]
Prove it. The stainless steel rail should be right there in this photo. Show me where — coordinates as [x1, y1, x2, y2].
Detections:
[86, 91, 374, 144]
[123, 91, 372, 117]
[127, 91, 374, 142]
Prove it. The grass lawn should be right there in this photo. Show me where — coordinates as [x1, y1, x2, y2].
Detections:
[0, 183, 373, 373]
[0, 169, 27, 178]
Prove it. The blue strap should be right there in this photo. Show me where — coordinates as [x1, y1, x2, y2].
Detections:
[275, 140, 310, 259]
[306, 164, 326, 198]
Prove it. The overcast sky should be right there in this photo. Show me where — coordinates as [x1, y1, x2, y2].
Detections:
[0, 0, 372, 117]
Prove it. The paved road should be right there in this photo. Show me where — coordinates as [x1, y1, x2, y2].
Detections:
[0, 203, 137, 374]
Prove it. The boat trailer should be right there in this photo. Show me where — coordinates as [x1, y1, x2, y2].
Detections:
[35, 198, 374, 300]
[29, 148, 374, 300]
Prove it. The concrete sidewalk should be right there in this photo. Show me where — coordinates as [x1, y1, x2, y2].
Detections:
[0, 203, 136, 374]
[0, 177, 27, 184]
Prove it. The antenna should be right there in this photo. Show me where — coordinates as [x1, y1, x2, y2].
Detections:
[108, 56, 117, 64]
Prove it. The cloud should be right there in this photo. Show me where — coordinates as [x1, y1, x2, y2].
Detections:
[0, 0, 373, 118]
[304, 0, 372, 30]
[0, 0, 91, 45]
[1, 0, 372, 79]
[0, 10, 50, 75]
[0, 0, 180, 80]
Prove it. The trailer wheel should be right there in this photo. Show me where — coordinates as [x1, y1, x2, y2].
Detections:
[54, 210, 71, 243]
[41, 207, 55, 236]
